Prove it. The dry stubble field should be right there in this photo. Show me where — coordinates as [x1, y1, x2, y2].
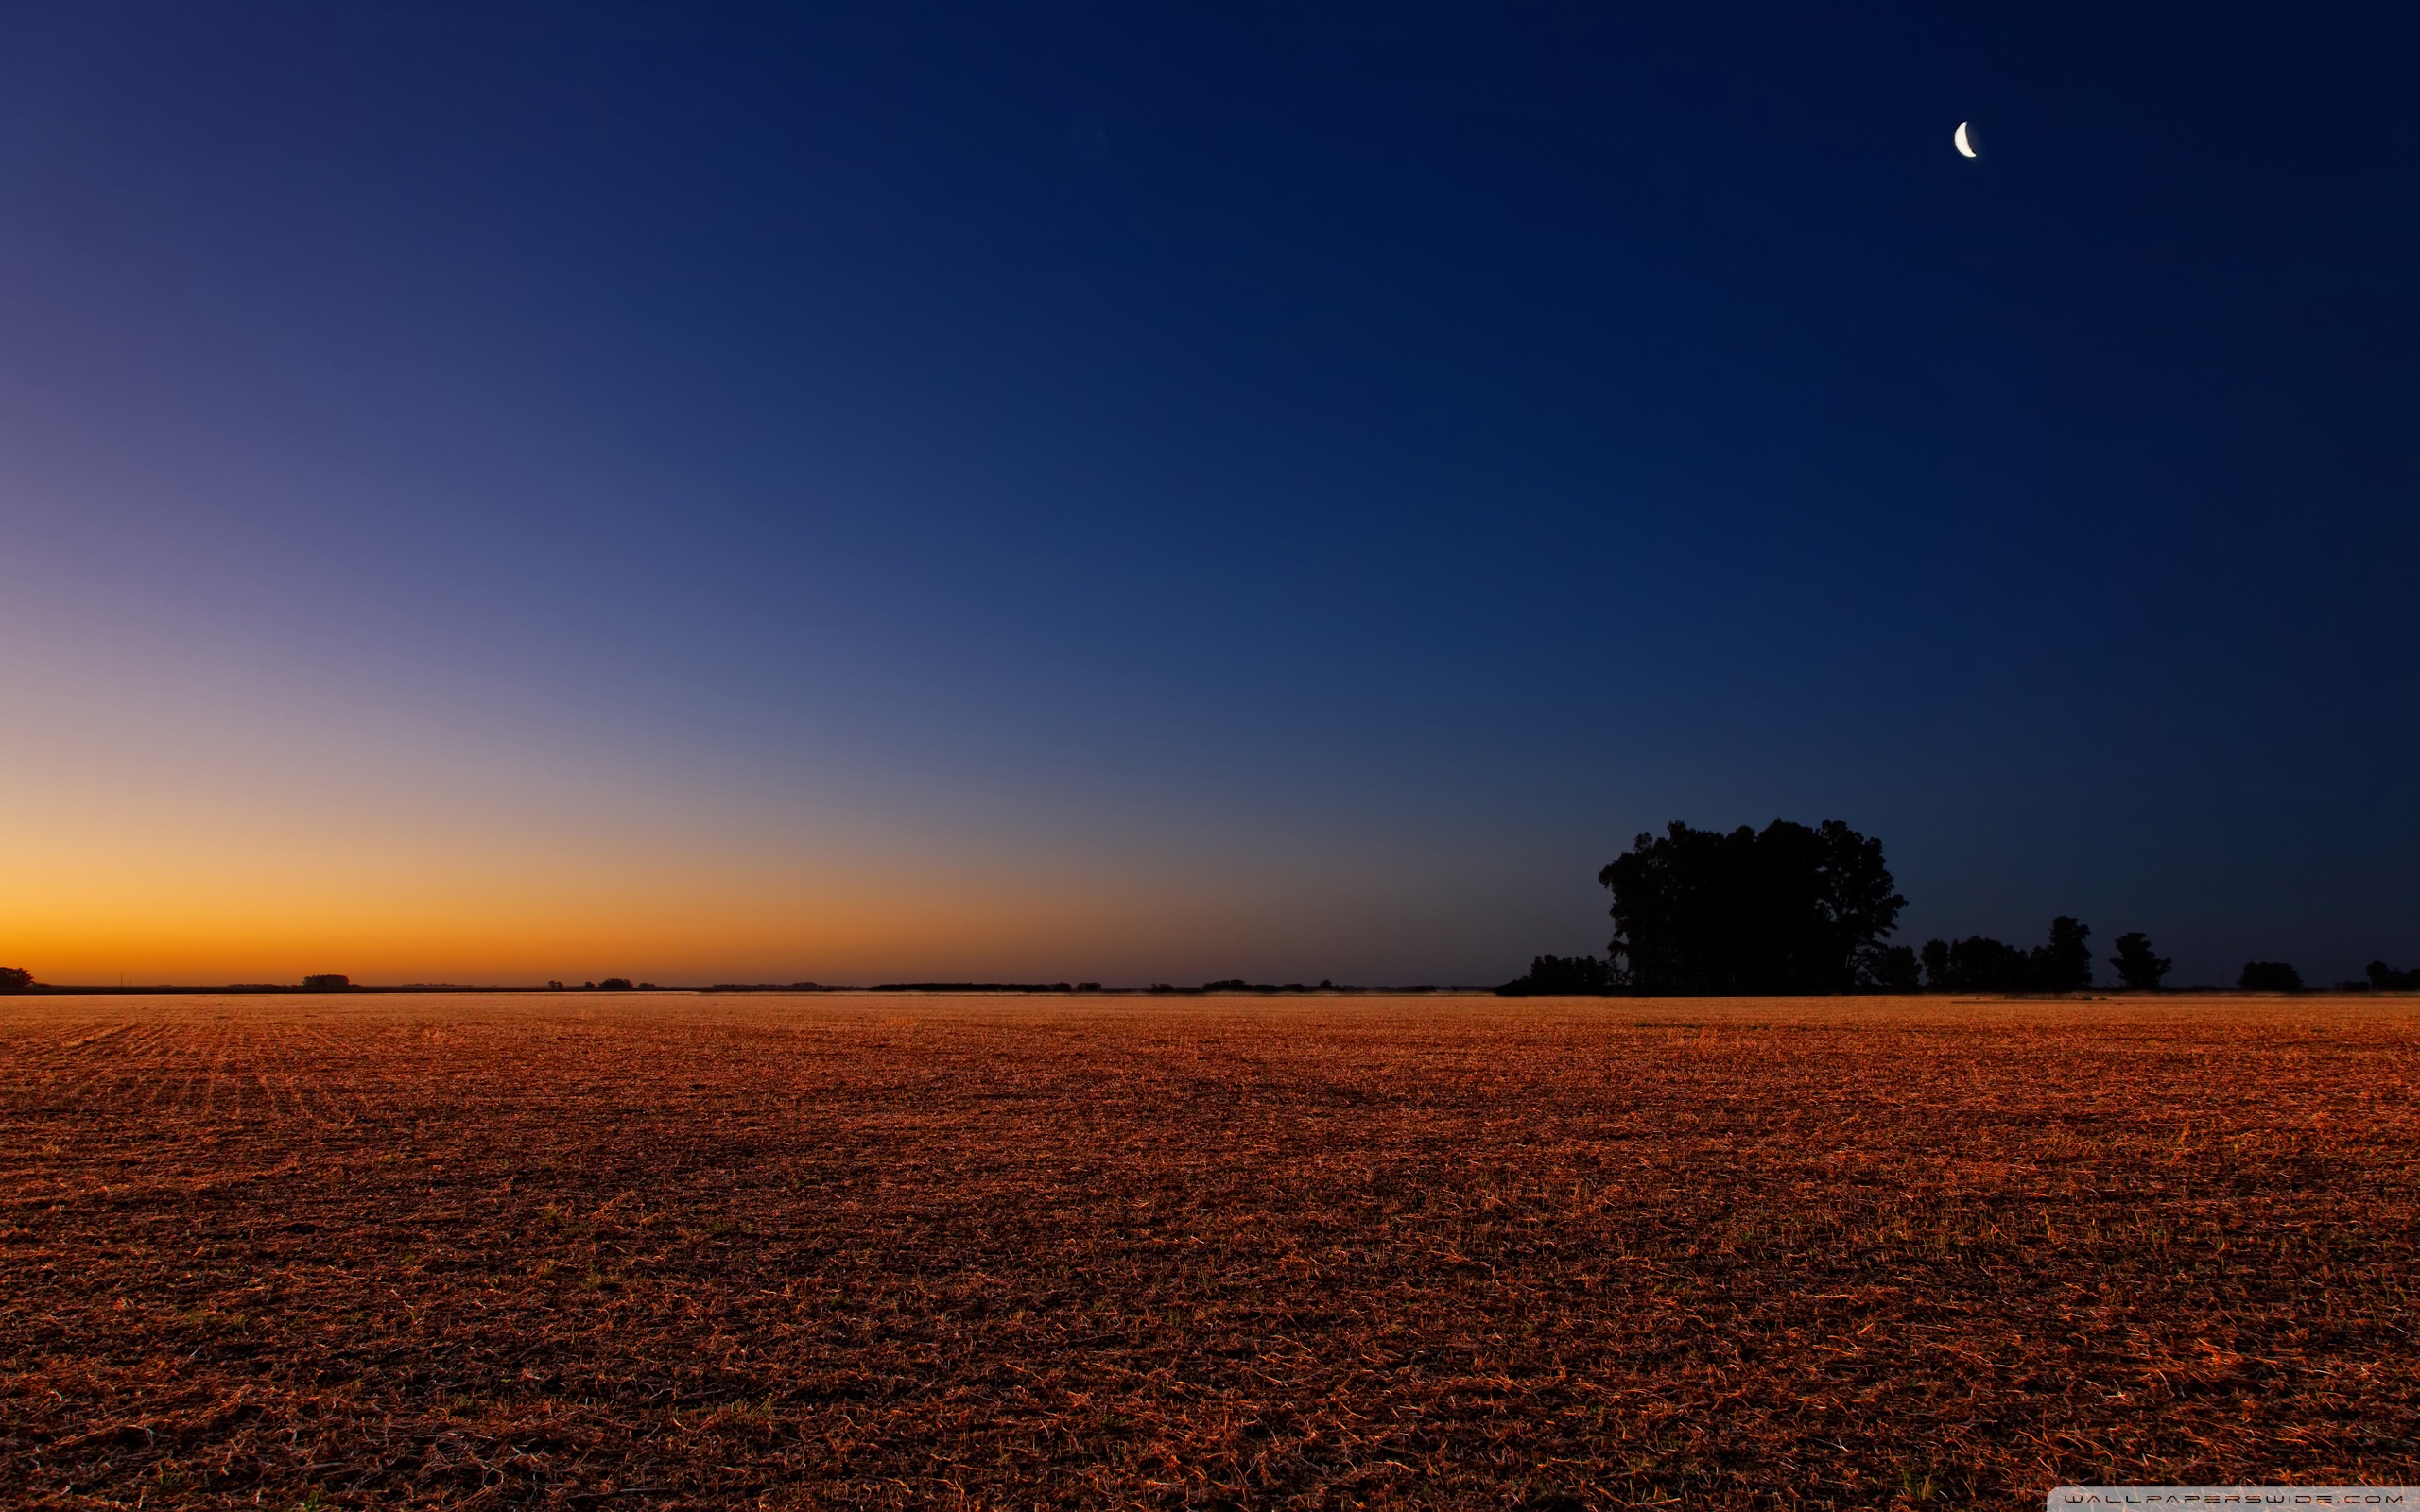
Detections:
[3, 992, 2417, 1510]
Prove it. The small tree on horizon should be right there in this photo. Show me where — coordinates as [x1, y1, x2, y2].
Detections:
[2032, 917, 2094, 992]
[0, 966, 33, 991]
[2111, 933, 2171, 991]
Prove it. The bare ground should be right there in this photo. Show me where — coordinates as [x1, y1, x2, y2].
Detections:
[3, 992, 2416, 1509]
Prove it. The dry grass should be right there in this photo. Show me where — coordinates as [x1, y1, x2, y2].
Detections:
[2, 991, 2416, 1509]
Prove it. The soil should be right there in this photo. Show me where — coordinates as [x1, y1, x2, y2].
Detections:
[4, 992, 2415, 1508]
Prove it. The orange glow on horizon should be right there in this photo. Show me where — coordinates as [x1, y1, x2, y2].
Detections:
[0, 626, 1451, 987]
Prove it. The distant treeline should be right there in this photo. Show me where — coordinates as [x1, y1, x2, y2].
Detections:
[1152, 980, 1381, 995]
[705, 982, 833, 992]
[0, 977, 594, 996]
[870, 982, 1103, 993]
[0, 973, 1489, 996]
[1496, 818, 2417, 997]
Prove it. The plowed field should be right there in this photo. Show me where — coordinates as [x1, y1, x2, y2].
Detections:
[3, 992, 2416, 1509]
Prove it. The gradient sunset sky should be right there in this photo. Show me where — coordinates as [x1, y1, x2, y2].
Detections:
[5, 2, 2415, 987]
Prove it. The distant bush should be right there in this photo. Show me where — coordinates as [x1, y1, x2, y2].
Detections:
[302, 973, 350, 990]
[2238, 961, 2304, 993]
[596, 977, 635, 990]
[0, 966, 33, 991]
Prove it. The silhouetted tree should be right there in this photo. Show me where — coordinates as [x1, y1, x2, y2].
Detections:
[0, 966, 32, 991]
[302, 973, 350, 990]
[2032, 917, 2094, 992]
[2111, 933, 2171, 991]
[1496, 954, 1614, 996]
[2368, 961, 2420, 992]
[1599, 819, 1907, 993]
[2238, 961, 2303, 992]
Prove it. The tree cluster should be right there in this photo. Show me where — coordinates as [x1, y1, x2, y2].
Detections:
[1917, 918, 2094, 993]
[1496, 819, 2217, 997]
[2238, 961, 2303, 992]
[0, 966, 33, 991]
[2367, 961, 2420, 992]
[1590, 819, 1912, 993]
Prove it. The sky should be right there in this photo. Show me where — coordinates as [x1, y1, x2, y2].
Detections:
[3, 0, 2415, 988]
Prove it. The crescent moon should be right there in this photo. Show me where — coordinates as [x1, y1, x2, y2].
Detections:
[1953, 121, 1977, 158]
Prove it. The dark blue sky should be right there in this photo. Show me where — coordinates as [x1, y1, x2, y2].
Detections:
[4, 1, 2414, 985]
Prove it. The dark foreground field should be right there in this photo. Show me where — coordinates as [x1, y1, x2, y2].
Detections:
[4, 994, 2417, 1509]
